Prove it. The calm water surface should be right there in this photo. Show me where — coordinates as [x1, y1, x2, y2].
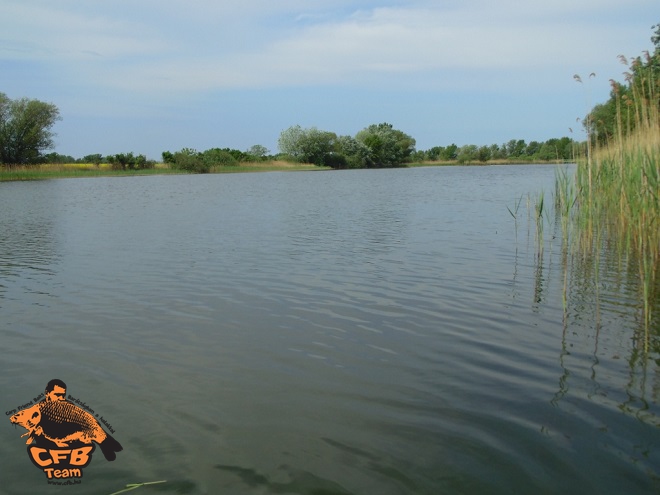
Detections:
[1, 165, 659, 494]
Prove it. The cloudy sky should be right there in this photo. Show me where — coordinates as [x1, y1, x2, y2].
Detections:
[1, 0, 658, 159]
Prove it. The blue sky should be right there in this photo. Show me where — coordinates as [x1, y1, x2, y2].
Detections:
[1, 0, 658, 160]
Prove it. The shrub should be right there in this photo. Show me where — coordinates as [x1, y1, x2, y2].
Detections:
[106, 152, 151, 170]
[202, 148, 238, 167]
[171, 148, 210, 173]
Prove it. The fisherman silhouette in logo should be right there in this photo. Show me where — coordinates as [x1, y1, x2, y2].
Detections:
[9, 379, 123, 462]
[44, 378, 67, 402]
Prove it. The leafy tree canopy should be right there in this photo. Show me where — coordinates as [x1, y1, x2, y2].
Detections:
[247, 144, 270, 160]
[584, 23, 660, 145]
[0, 93, 61, 164]
[107, 152, 153, 170]
[356, 122, 416, 168]
[278, 125, 338, 166]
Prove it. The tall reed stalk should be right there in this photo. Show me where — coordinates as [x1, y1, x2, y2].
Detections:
[559, 52, 660, 345]
[535, 191, 545, 260]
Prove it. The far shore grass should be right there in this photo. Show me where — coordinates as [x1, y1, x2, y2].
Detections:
[0, 158, 570, 181]
[0, 161, 327, 181]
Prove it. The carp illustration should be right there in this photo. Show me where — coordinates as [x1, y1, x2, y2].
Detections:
[10, 383, 123, 462]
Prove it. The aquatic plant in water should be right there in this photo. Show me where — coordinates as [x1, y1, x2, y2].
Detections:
[539, 51, 659, 349]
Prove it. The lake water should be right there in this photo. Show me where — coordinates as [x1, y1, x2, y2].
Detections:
[1, 165, 659, 494]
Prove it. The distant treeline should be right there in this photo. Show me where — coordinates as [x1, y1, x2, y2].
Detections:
[411, 137, 579, 163]
[42, 152, 157, 170]
[41, 148, 272, 170]
[2, 94, 580, 170]
[6, 23, 657, 172]
[3, 89, 581, 170]
[39, 134, 580, 172]
[36, 146, 273, 173]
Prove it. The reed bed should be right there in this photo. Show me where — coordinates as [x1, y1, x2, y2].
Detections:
[576, 121, 660, 333]
[549, 56, 659, 345]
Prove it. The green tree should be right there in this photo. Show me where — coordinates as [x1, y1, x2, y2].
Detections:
[583, 25, 660, 145]
[168, 148, 209, 173]
[202, 148, 238, 167]
[537, 143, 557, 161]
[504, 139, 527, 158]
[43, 152, 75, 163]
[355, 122, 415, 168]
[441, 143, 458, 160]
[107, 152, 152, 170]
[278, 125, 337, 166]
[222, 148, 250, 162]
[489, 144, 505, 160]
[525, 141, 541, 157]
[456, 144, 478, 164]
[410, 150, 427, 162]
[425, 146, 444, 161]
[477, 145, 491, 162]
[0, 93, 61, 164]
[586, 82, 631, 145]
[162, 151, 175, 164]
[82, 153, 104, 166]
[558, 137, 578, 160]
[277, 125, 306, 160]
[334, 135, 370, 168]
[246, 144, 269, 161]
[538, 137, 576, 161]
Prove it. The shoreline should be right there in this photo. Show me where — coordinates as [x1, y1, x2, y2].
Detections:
[0, 159, 574, 182]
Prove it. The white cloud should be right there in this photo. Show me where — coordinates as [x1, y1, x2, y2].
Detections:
[3, 0, 653, 156]
[90, 3, 645, 94]
[0, 1, 169, 60]
[1, 0, 656, 95]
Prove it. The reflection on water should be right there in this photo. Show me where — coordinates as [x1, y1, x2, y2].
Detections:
[1, 167, 659, 494]
[532, 211, 660, 432]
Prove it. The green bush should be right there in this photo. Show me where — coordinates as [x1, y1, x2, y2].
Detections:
[171, 148, 210, 173]
[106, 152, 151, 171]
[202, 148, 238, 167]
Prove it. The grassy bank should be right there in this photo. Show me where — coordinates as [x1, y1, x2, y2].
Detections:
[0, 161, 326, 181]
